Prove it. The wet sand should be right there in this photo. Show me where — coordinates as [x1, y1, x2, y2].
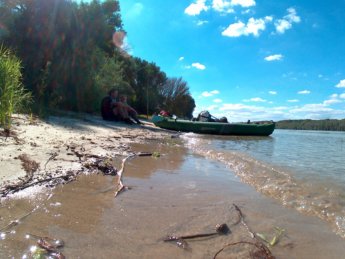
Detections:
[1, 142, 345, 258]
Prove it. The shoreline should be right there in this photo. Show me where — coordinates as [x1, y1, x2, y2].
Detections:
[0, 113, 172, 196]
[1, 114, 345, 258]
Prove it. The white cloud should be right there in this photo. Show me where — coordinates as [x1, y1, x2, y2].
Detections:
[287, 102, 345, 120]
[213, 98, 223, 103]
[290, 104, 333, 114]
[286, 7, 301, 23]
[212, 0, 234, 13]
[217, 103, 274, 121]
[222, 21, 246, 37]
[231, 0, 256, 8]
[298, 90, 311, 94]
[275, 8, 301, 34]
[212, 0, 255, 13]
[192, 62, 206, 70]
[178, 56, 184, 61]
[269, 91, 277, 95]
[220, 103, 261, 111]
[222, 16, 272, 37]
[185, 0, 209, 16]
[243, 97, 267, 102]
[323, 99, 342, 105]
[196, 20, 209, 26]
[201, 90, 220, 97]
[340, 93, 345, 99]
[275, 19, 292, 34]
[241, 9, 252, 14]
[197, 96, 345, 121]
[335, 79, 345, 88]
[323, 94, 342, 105]
[287, 99, 299, 103]
[196, 99, 345, 122]
[264, 54, 283, 61]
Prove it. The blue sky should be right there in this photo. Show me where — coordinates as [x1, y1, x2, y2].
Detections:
[119, 0, 345, 121]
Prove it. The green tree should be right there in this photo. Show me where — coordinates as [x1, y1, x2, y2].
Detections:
[159, 77, 195, 118]
[132, 58, 167, 115]
[0, 0, 197, 118]
[1, 0, 123, 113]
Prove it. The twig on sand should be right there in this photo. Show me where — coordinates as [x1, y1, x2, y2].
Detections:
[114, 154, 135, 197]
[114, 152, 153, 197]
[0, 207, 38, 232]
[44, 152, 58, 170]
[233, 203, 255, 238]
[0, 172, 78, 197]
[164, 223, 230, 249]
[213, 241, 275, 259]
[212, 204, 275, 259]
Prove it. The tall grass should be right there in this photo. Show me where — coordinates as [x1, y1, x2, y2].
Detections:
[0, 46, 32, 130]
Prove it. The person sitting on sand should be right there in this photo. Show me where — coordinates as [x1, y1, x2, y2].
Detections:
[101, 89, 133, 124]
[119, 94, 141, 124]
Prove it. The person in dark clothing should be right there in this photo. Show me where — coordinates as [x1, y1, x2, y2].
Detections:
[101, 89, 135, 124]
[119, 95, 141, 124]
[101, 89, 120, 121]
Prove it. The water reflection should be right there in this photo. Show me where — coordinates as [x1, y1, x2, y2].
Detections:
[121, 141, 187, 179]
[0, 141, 187, 258]
[1, 139, 345, 258]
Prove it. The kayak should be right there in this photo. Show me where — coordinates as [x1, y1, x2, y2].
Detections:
[152, 115, 275, 136]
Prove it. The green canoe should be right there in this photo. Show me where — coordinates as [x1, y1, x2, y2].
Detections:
[152, 115, 275, 136]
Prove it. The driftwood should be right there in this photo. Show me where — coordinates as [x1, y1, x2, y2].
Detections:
[44, 152, 58, 170]
[164, 223, 230, 249]
[213, 241, 275, 259]
[0, 171, 78, 197]
[0, 149, 153, 198]
[162, 204, 275, 258]
[233, 203, 255, 238]
[212, 204, 275, 259]
[114, 152, 153, 197]
[0, 207, 37, 232]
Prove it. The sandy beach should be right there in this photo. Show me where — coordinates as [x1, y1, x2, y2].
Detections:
[1, 114, 345, 258]
[0, 113, 171, 187]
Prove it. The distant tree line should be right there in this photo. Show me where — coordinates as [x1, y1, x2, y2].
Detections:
[276, 119, 345, 131]
[0, 0, 195, 119]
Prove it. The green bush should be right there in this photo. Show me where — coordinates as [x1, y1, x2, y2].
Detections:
[0, 46, 32, 130]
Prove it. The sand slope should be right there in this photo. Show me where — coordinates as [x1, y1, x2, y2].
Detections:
[0, 114, 170, 189]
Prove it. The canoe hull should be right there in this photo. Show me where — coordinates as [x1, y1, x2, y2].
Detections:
[152, 116, 275, 136]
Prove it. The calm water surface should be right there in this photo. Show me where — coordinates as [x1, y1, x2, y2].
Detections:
[182, 129, 345, 238]
[1, 135, 345, 258]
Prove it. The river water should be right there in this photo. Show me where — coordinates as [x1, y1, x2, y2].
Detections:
[1, 130, 345, 258]
[182, 129, 345, 239]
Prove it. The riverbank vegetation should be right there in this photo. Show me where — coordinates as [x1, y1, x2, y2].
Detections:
[276, 119, 345, 131]
[0, 0, 195, 130]
[0, 46, 32, 130]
